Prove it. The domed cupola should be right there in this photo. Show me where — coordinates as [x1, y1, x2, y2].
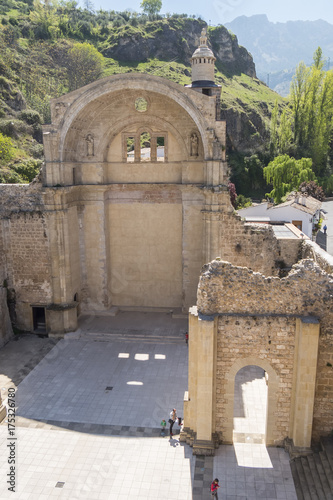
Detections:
[186, 27, 221, 99]
[191, 28, 216, 85]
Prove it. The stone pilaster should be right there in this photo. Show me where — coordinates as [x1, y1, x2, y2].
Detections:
[182, 307, 218, 455]
[202, 187, 232, 264]
[289, 317, 320, 449]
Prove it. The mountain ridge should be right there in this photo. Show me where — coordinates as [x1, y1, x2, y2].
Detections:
[225, 15, 333, 94]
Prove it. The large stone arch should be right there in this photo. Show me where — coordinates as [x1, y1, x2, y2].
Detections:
[55, 74, 213, 161]
[223, 357, 279, 446]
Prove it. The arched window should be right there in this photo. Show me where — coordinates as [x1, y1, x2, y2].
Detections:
[140, 132, 151, 162]
[123, 130, 167, 163]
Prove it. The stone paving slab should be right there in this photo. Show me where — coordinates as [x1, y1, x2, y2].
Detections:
[0, 334, 58, 392]
[16, 339, 188, 428]
[0, 313, 299, 499]
[213, 444, 297, 500]
[0, 426, 194, 500]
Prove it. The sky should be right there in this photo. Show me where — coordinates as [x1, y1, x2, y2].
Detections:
[86, 0, 333, 25]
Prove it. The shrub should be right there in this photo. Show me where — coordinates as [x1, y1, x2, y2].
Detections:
[29, 143, 44, 158]
[18, 109, 42, 125]
[0, 132, 14, 161]
[235, 194, 252, 209]
[11, 159, 41, 182]
[0, 168, 23, 183]
[0, 119, 31, 138]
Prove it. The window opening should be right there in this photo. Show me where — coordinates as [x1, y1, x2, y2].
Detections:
[157, 136, 165, 162]
[126, 137, 135, 162]
[140, 132, 151, 162]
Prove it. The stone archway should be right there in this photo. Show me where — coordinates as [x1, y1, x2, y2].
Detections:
[233, 365, 268, 444]
[223, 357, 279, 446]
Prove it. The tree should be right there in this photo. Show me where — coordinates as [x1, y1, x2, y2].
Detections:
[67, 42, 104, 91]
[29, 0, 61, 39]
[288, 48, 333, 177]
[298, 181, 325, 201]
[140, 0, 162, 15]
[263, 155, 316, 203]
[272, 48, 333, 187]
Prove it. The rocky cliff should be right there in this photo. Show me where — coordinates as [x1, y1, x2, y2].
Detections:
[102, 18, 256, 78]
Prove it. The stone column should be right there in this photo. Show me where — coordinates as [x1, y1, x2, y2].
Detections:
[290, 317, 320, 449]
[202, 188, 231, 264]
[44, 190, 80, 336]
[181, 307, 217, 455]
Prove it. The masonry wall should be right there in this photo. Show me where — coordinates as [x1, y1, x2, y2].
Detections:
[197, 259, 333, 442]
[216, 315, 295, 444]
[218, 213, 301, 277]
[106, 184, 183, 308]
[6, 212, 52, 330]
[0, 184, 52, 332]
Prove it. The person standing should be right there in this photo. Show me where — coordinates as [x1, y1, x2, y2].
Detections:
[160, 419, 166, 437]
[211, 478, 220, 498]
[169, 408, 177, 437]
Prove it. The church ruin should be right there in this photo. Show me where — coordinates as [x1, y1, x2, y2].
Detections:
[0, 29, 332, 452]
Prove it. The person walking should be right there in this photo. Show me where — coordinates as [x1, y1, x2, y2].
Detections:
[169, 408, 177, 437]
[211, 478, 220, 498]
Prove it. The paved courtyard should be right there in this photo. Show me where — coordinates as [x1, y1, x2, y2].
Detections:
[0, 312, 297, 499]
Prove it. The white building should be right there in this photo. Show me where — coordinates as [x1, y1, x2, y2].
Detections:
[237, 193, 323, 238]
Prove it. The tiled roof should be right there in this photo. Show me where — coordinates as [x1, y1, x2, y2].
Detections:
[272, 194, 321, 215]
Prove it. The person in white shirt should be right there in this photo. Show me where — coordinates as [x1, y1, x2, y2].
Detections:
[169, 408, 177, 437]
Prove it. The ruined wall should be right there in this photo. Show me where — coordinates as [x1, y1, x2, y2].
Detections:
[219, 213, 301, 277]
[302, 240, 333, 274]
[0, 184, 52, 331]
[216, 315, 295, 444]
[197, 259, 333, 333]
[197, 259, 333, 442]
[6, 212, 52, 330]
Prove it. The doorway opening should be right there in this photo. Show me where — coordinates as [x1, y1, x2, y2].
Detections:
[32, 306, 46, 333]
[233, 365, 268, 444]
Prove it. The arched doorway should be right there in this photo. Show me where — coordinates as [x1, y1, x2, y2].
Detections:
[233, 365, 267, 444]
[224, 357, 279, 446]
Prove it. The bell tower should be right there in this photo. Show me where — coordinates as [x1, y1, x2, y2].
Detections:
[191, 28, 216, 85]
[186, 27, 221, 118]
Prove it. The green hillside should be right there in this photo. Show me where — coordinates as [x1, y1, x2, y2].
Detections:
[0, 0, 285, 197]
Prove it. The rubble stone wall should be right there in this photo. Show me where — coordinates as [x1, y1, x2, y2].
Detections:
[219, 214, 302, 277]
[197, 259, 333, 442]
[216, 315, 295, 445]
[0, 184, 52, 331]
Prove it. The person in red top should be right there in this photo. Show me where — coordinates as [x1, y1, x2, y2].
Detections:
[211, 478, 220, 498]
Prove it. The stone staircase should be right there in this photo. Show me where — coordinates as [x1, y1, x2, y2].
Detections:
[290, 437, 333, 499]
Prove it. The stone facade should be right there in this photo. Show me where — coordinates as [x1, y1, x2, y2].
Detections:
[0, 70, 232, 334]
[182, 257, 333, 453]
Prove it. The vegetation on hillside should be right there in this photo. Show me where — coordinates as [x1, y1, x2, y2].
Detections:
[0, 0, 332, 199]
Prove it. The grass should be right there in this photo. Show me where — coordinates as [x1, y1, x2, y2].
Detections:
[103, 58, 192, 85]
